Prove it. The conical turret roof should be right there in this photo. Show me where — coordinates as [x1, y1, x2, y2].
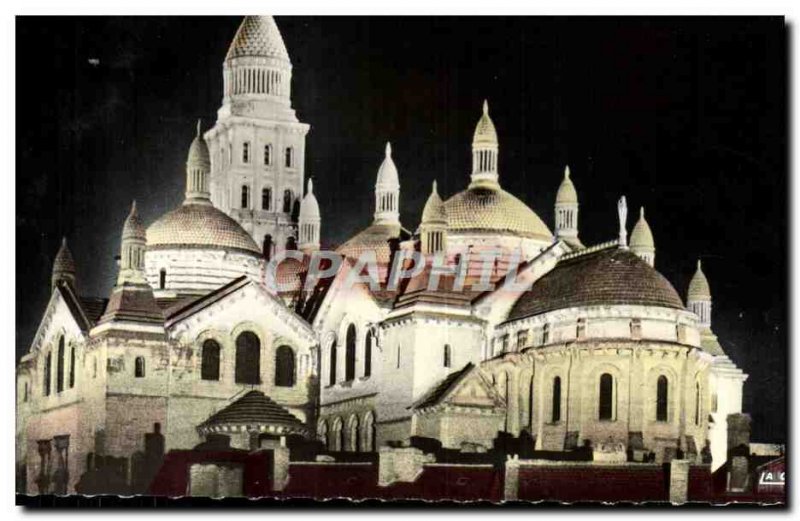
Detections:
[472, 100, 498, 146]
[421, 180, 447, 224]
[630, 207, 654, 250]
[299, 178, 320, 221]
[122, 201, 146, 241]
[688, 259, 711, 300]
[53, 237, 76, 279]
[375, 142, 399, 188]
[225, 16, 290, 62]
[555, 166, 578, 204]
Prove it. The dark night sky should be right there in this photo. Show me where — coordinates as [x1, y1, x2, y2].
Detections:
[16, 16, 786, 442]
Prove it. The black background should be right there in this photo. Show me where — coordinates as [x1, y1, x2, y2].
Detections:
[16, 16, 786, 442]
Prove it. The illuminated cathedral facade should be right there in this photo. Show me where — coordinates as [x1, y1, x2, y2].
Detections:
[16, 16, 750, 496]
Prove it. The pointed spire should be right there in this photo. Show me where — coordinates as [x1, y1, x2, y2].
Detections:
[688, 258, 711, 300]
[298, 177, 321, 251]
[483, 99, 489, 115]
[565, 165, 571, 179]
[52, 236, 77, 292]
[374, 141, 400, 225]
[307, 177, 314, 195]
[122, 200, 146, 240]
[432, 179, 438, 195]
[385, 141, 392, 157]
[196, 118, 202, 137]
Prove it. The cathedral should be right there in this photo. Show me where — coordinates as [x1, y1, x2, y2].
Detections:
[16, 16, 752, 497]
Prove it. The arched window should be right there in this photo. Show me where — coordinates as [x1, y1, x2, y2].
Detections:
[599, 373, 614, 420]
[551, 376, 561, 422]
[285, 146, 294, 168]
[201, 340, 221, 381]
[443, 344, 452, 368]
[364, 331, 372, 378]
[241, 185, 250, 209]
[283, 190, 292, 213]
[347, 415, 360, 452]
[235, 332, 260, 385]
[242, 141, 250, 163]
[135, 356, 145, 378]
[159, 269, 166, 290]
[56, 337, 65, 393]
[330, 417, 343, 452]
[329, 340, 337, 386]
[275, 345, 296, 387]
[656, 375, 669, 421]
[261, 187, 272, 210]
[264, 144, 272, 166]
[69, 345, 75, 388]
[345, 324, 357, 382]
[362, 412, 376, 452]
[44, 352, 52, 396]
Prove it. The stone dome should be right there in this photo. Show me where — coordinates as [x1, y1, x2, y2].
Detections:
[688, 260, 711, 300]
[443, 185, 553, 241]
[225, 16, 290, 62]
[147, 203, 261, 256]
[507, 247, 684, 320]
[555, 166, 578, 204]
[630, 207, 654, 249]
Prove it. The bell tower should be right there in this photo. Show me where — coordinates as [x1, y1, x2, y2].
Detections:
[205, 16, 310, 259]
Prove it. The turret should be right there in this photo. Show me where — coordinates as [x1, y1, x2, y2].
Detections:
[117, 201, 147, 285]
[554, 166, 582, 248]
[418, 180, 447, 254]
[688, 259, 712, 328]
[51, 237, 76, 292]
[630, 206, 655, 266]
[185, 120, 211, 205]
[470, 100, 499, 187]
[374, 142, 400, 225]
[298, 178, 321, 252]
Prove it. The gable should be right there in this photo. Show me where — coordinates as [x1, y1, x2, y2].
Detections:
[166, 276, 316, 345]
[29, 286, 88, 355]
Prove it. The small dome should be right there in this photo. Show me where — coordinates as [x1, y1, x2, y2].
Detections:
[555, 166, 578, 204]
[688, 259, 711, 301]
[473, 100, 498, 146]
[225, 16, 290, 62]
[630, 207, 654, 250]
[299, 179, 321, 222]
[421, 181, 446, 224]
[187, 120, 210, 169]
[53, 237, 76, 277]
[375, 142, 399, 188]
[444, 185, 552, 241]
[122, 201, 146, 241]
[507, 248, 684, 320]
[147, 203, 260, 255]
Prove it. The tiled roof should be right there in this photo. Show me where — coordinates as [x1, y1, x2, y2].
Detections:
[412, 363, 475, 410]
[444, 186, 552, 241]
[225, 16, 290, 62]
[147, 202, 261, 255]
[198, 390, 309, 436]
[507, 247, 684, 321]
[336, 222, 408, 264]
[98, 283, 164, 325]
[79, 296, 108, 324]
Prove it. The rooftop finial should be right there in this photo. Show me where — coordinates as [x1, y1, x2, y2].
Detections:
[617, 195, 628, 249]
[130, 200, 137, 215]
[640, 206, 645, 219]
[565, 165, 571, 179]
[61, 236, 68, 248]
[697, 258, 702, 270]
[483, 99, 489, 115]
[307, 178, 314, 195]
[196, 119, 202, 137]
[432, 180, 438, 194]
[385, 141, 392, 157]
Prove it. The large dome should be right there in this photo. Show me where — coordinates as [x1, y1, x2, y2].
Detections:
[147, 203, 261, 256]
[507, 247, 684, 321]
[444, 185, 553, 241]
